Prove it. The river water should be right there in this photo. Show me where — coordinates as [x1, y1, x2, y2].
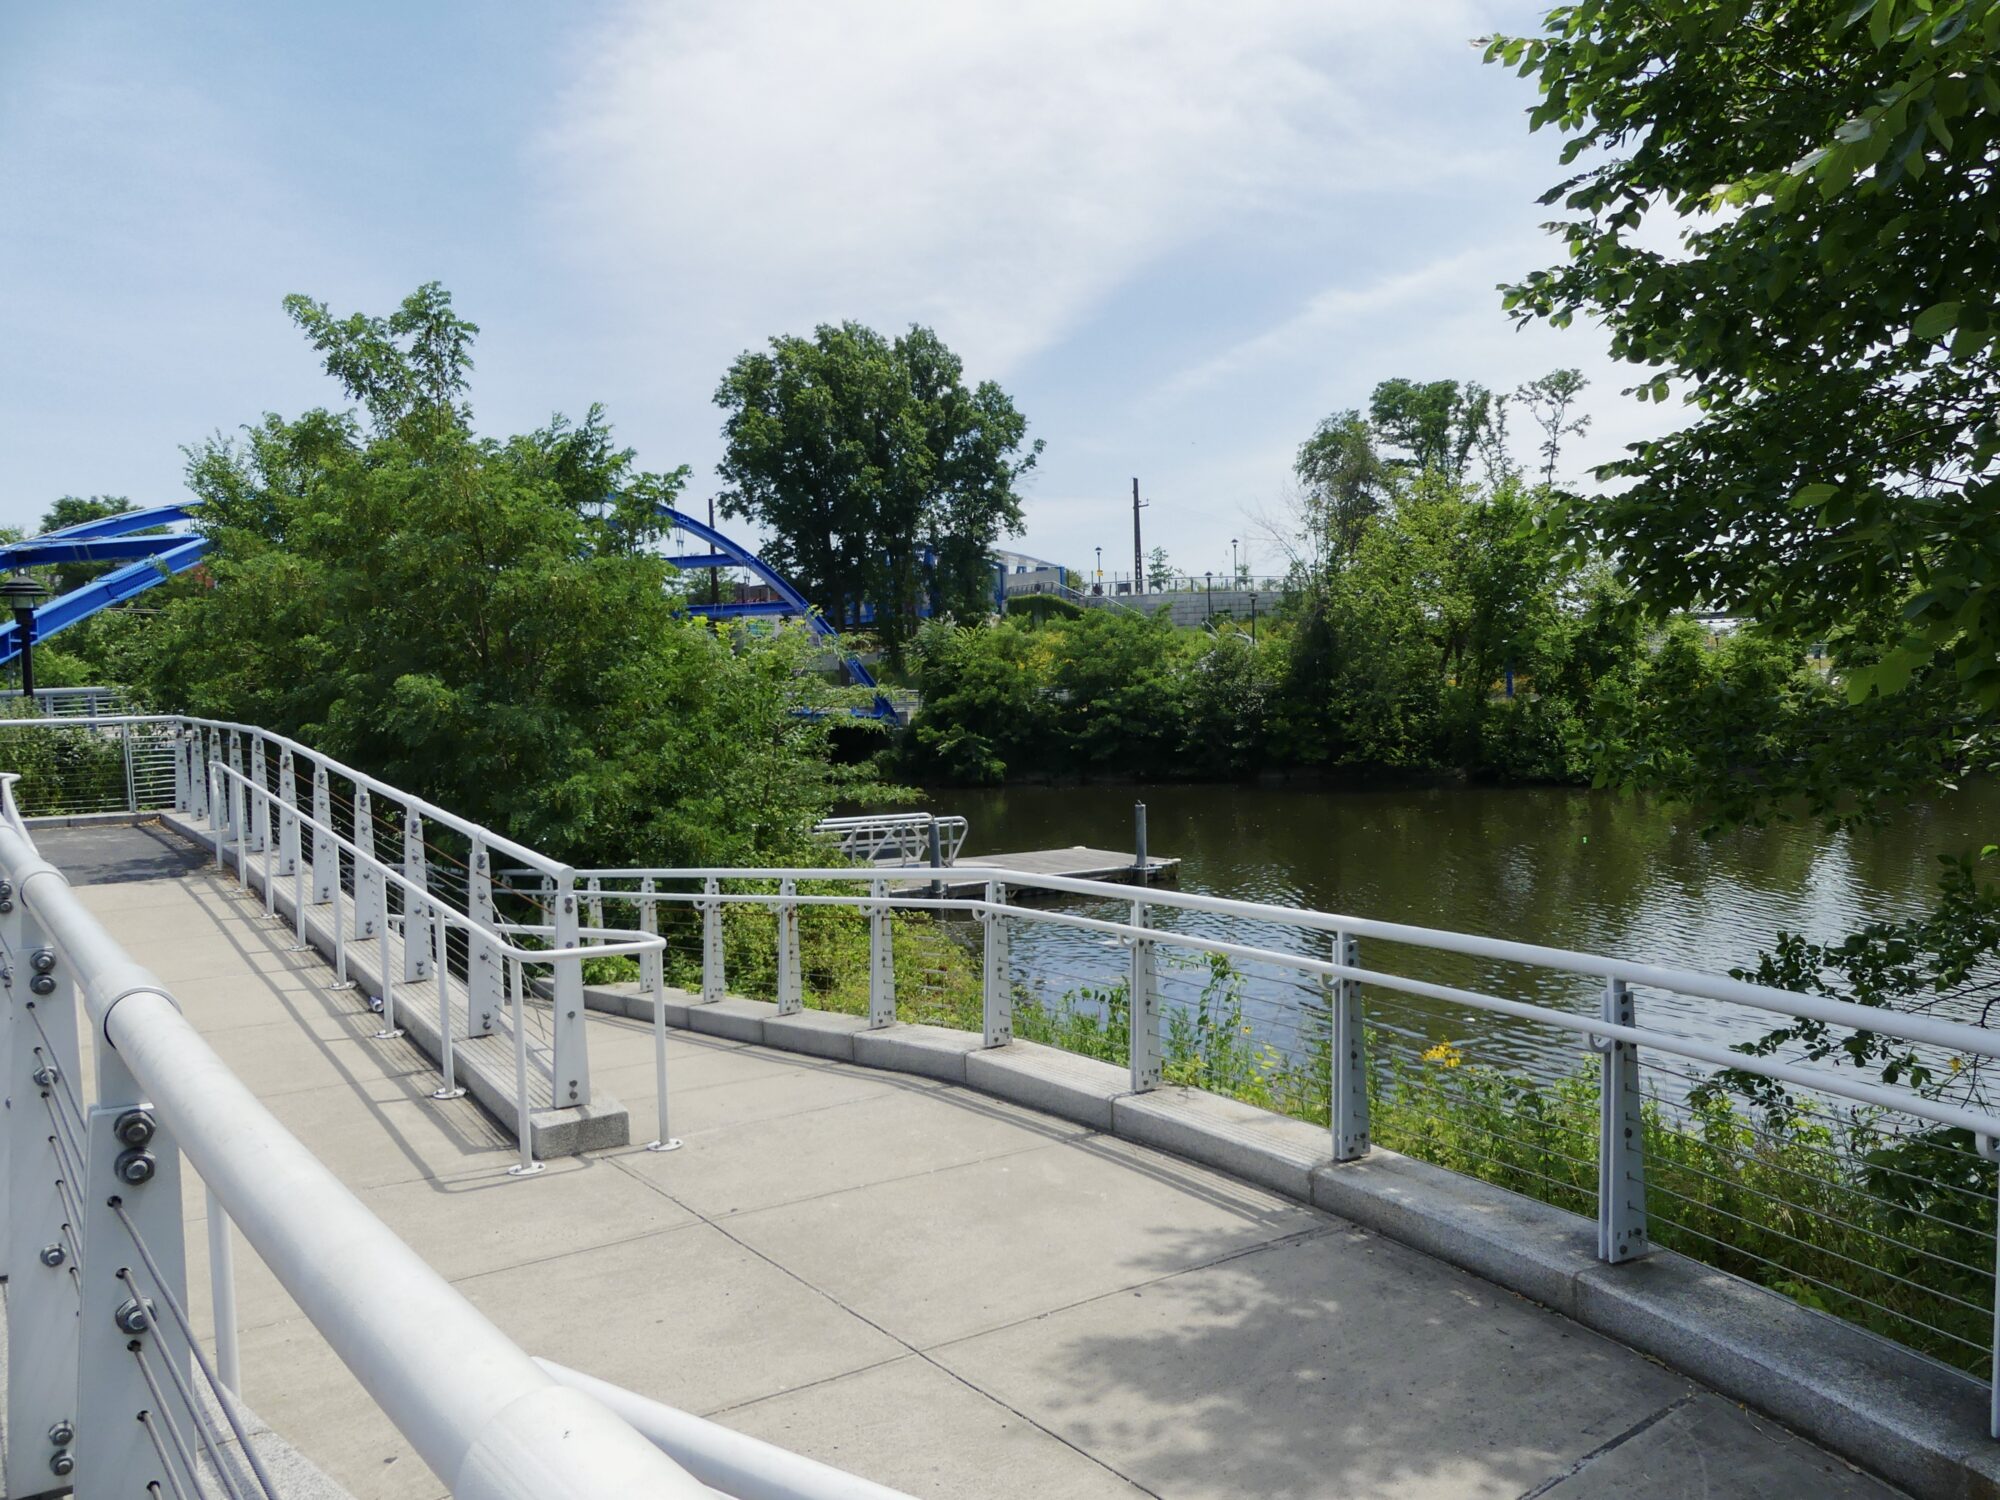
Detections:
[921, 780, 2000, 1077]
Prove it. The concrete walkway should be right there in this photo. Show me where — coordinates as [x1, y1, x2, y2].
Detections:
[51, 826, 1901, 1500]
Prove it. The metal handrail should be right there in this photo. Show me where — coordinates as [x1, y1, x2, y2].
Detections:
[0, 792, 712, 1499]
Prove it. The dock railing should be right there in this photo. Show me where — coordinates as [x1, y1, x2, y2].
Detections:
[555, 861, 2000, 1430]
[812, 812, 968, 868]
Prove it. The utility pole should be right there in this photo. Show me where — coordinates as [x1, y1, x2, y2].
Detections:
[1132, 478, 1147, 594]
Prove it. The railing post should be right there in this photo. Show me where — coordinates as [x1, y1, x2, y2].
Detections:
[4, 913, 83, 1500]
[206, 728, 225, 833]
[700, 877, 725, 1005]
[982, 880, 1011, 1047]
[1330, 931, 1370, 1161]
[1128, 898, 1161, 1091]
[552, 872, 590, 1108]
[868, 877, 895, 1029]
[248, 737, 270, 852]
[353, 786, 379, 940]
[775, 878, 800, 1015]
[121, 720, 138, 813]
[430, 906, 465, 1101]
[466, 839, 500, 1036]
[277, 749, 300, 877]
[310, 764, 336, 903]
[225, 731, 244, 839]
[173, 726, 192, 814]
[638, 877, 661, 997]
[587, 876, 605, 933]
[402, 806, 432, 983]
[1597, 977, 1648, 1263]
[79, 1094, 198, 1499]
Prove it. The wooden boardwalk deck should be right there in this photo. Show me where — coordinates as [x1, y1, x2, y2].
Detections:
[893, 846, 1180, 899]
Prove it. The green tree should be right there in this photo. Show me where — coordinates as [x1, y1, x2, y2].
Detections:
[1488, 0, 2000, 715]
[714, 322, 1041, 665]
[1146, 546, 1174, 591]
[1367, 379, 1500, 480]
[30, 495, 142, 593]
[137, 284, 885, 866]
[1513, 369, 1590, 488]
[1291, 410, 1387, 577]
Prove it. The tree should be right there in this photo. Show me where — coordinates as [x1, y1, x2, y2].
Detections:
[1487, 1, 2000, 715]
[1292, 410, 1387, 576]
[32, 495, 140, 591]
[1514, 369, 1590, 487]
[136, 284, 884, 866]
[1146, 547, 1174, 591]
[1367, 379, 1500, 480]
[714, 322, 1041, 665]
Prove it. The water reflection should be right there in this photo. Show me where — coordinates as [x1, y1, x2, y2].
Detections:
[922, 780, 2000, 1073]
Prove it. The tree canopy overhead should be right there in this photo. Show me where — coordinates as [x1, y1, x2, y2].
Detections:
[1487, 0, 2000, 714]
[714, 322, 1041, 665]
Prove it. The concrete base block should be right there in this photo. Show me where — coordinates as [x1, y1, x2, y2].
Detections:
[1572, 1249, 2000, 1500]
[582, 981, 697, 1030]
[763, 1009, 866, 1061]
[687, 997, 776, 1044]
[1114, 1087, 1329, 1201]
[852, 1022, 987, 1085]
[1308, 1149, 1598, 1318]
[964, 1040, 1127, 1131]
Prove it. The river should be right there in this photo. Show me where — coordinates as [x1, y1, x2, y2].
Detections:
[918, 780, 2000, 1078]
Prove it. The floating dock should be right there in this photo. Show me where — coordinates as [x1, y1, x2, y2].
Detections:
[893, 845, 1180, 899]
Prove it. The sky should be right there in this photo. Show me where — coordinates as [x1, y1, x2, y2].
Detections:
[1, 1, 1682, 584]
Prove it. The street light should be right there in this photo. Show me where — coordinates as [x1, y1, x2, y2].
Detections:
[1094, 545, 1103, 596]
[1249, 591, 1259, 644]
[1231, 537, 1239, 581]
[0, 573, 49, 701]
[1205, 570, 1213, 623]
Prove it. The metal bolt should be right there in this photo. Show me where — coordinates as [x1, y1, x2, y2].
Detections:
[114, 1297, 153, 1334]
[48, 1450, 74, 1478]
[39, 1243, 65, 1268]
[31, 1064, 57, 1087]
[115, 1148, 156, 1185]
[113, 1109, 156, 1148]
[29, 973, 55, 994]
[30, 947, 56, 974]
[0, 878, 13, 901]
[47, 1419, 73, 1446]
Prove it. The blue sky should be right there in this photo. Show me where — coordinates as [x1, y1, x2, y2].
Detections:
[1, 2, 1679, 581]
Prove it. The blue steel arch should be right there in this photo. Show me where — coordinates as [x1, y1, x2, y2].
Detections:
[655, 506, 898, 720]
[0, 503, 210, 667]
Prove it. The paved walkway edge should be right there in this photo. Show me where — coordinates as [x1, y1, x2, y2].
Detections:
[579, 978, 2000, 1500]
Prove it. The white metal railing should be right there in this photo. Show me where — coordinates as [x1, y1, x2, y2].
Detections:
[0, 771, 916, 1499]
[557, 860, 2000, 1433]
[813, 812, 967, 868]
[0, 684, 132, 717]
[0, 712, 632, 1154]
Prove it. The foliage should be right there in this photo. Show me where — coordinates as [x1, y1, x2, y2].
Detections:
[1290, 410, 1386, 578]
[110, 284, 891, 867]
[1512, 369, 1590, 488]
[1145, 546, 1174, 591]
[1367, 378, 1501, 481]
[1488, 1, 2000, 728]
[714, 322, 1041, 667]
[1004, 592, 1084, 623]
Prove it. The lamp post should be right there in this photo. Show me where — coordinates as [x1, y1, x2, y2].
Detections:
[1, 573, 49, 702]
[1094, 545, 1103, 596]
[1231, 537, 1239, 582]
[1205, 571, 1213, 623]
[1249, 591, 1259, 644]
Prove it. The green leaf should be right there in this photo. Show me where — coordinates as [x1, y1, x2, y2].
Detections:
[1912, 301, 1961, 339]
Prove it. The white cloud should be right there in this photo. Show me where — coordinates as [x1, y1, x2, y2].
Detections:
[536, 0, 1496, 375]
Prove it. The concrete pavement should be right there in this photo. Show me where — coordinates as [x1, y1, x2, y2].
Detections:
[48, 828, 1901, 1500]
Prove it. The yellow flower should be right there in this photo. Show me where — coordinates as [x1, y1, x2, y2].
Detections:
[1421, 1041, 1463, 1069]
[1950, 1056, 1965, 1074]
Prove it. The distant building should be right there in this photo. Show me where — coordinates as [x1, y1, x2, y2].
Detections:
[993, 548, 1067, 598]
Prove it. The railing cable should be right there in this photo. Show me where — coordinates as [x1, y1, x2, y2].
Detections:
[131, 1345, 207, 1500]
[112, 1206, 283, 1500]
[118, 1269, 258, 1500]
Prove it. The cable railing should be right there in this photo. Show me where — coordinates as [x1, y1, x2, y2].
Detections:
[559, 861, 2000, 1431]
[0, 769, 916, 1500]
[7, 708, 2000, 1443]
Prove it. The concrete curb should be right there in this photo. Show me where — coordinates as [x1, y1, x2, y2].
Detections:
[161, 812, 630, 1157]
[579, 978, 2000, 1500]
